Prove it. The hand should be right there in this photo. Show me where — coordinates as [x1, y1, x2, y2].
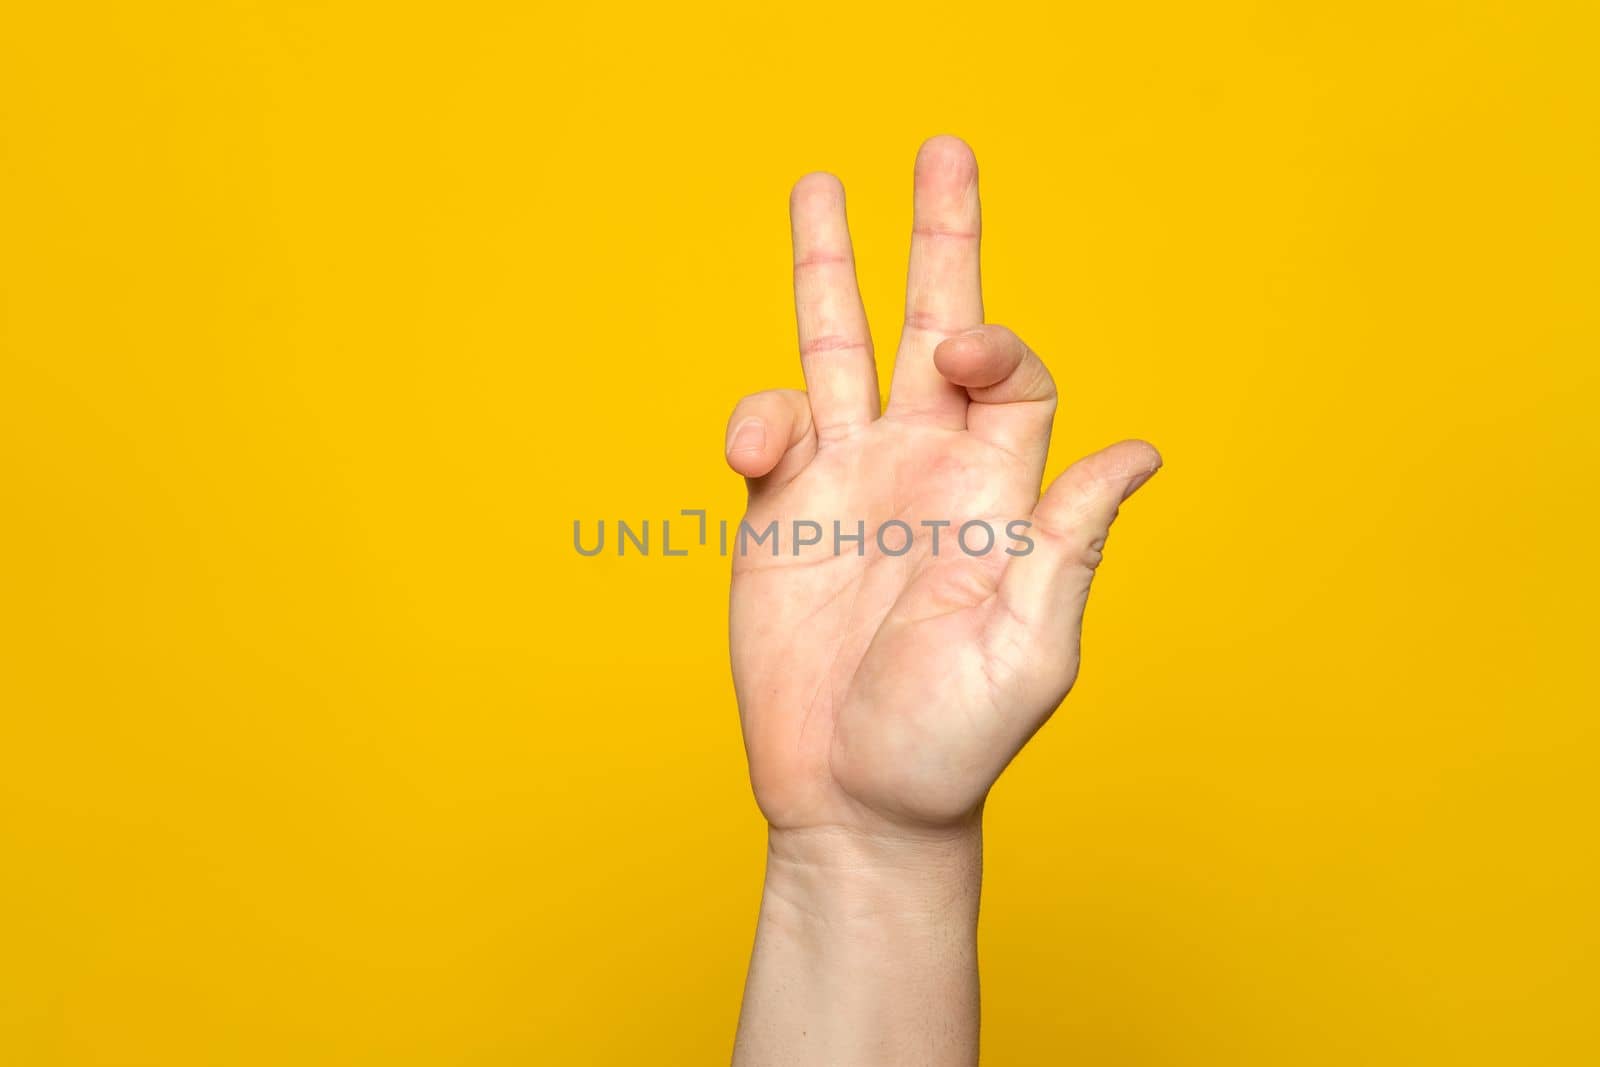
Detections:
[727, 135, 1161, 1067]
[726, 136, 1160, 837]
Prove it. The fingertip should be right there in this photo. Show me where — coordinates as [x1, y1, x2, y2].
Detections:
[727, 451, 776, 478]
[791, 171, 845, 211]
[915, 134, 978, 182]
[931, 331, 990, 386]
[934, 327, 1018, 389]
[1106, 439, 1163, 500]
[725, 417, 772, 477]
[728, 455, 776, 478]
[1123, 438, 1163, 474]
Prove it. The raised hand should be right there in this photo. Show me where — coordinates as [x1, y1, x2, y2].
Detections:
[726, 136, 1160, 837]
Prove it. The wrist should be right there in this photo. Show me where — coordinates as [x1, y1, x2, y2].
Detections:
[760, 821, 983, 933]
[738, 822, 984, 1064]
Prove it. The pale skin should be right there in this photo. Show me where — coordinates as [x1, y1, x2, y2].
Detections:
[727, 136, 1161, 1066]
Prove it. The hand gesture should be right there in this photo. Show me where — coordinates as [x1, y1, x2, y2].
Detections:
[726, 136, 1161, 836]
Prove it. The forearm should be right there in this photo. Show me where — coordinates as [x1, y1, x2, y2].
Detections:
[732, 822, 983, 1067]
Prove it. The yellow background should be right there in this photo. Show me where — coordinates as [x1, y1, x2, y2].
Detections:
[3, 2, 1596, 1063]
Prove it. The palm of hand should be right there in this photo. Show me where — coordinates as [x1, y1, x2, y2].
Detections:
[726, 138, 1160, 835]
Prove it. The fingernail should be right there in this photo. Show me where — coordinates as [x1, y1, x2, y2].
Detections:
[728, 418, 766, 454]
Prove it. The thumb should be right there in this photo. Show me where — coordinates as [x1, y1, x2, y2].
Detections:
[996, 439, 1162, 653]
